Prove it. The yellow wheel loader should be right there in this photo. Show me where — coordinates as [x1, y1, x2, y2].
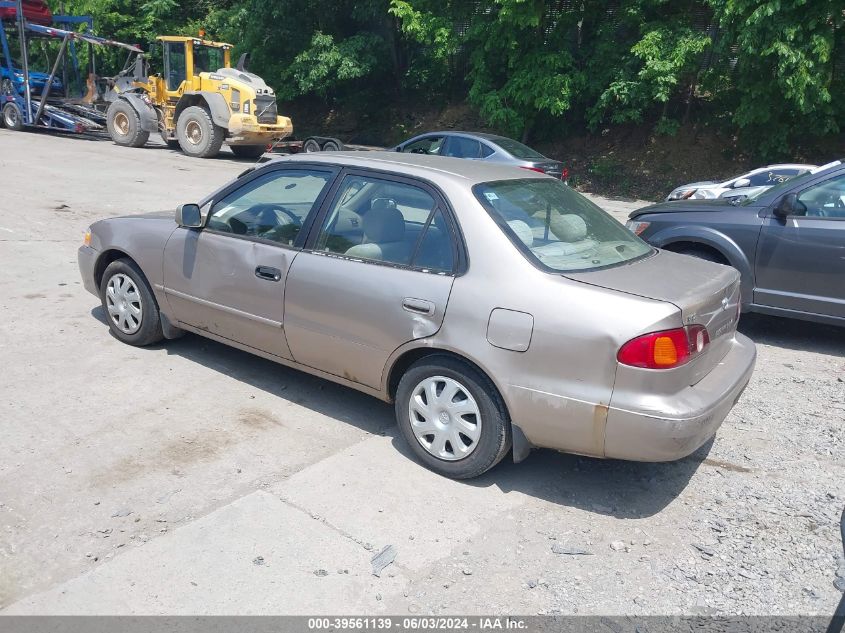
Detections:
[104, 35, 292, 158]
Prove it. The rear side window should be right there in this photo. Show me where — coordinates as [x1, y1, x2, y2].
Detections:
[443, 136, 482, 159]
[315, 175, 455, 272]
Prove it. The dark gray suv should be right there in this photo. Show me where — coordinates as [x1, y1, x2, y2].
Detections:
[628, 160, 845, 327]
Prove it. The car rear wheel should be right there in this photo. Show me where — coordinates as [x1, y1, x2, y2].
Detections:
[395, 356, 511, 479]
[100, 258, 163, 347]
[106, 100, 149, 148]
[321, 139, 341, 151]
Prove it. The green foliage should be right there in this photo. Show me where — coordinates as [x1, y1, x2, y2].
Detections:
[48, 0, 845, 156]
[281, 31, 384, 99]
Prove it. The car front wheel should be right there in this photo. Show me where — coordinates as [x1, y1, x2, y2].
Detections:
[99, 258, 163, 346]
[395, 356, 511, 479]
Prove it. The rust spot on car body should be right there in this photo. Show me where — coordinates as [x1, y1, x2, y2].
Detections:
[593, 403, 609, 457]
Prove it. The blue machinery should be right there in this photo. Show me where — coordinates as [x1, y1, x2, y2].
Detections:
[0, 0, 140, 132]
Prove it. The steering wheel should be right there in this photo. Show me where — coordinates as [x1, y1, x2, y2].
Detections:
[253, 204, 301, 228]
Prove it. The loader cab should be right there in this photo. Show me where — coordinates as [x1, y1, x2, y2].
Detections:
[156, 36, 232, 98]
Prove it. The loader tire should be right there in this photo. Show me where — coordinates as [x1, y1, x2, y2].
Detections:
[106, 100, 149, 148]
[177, 106, 225, 158]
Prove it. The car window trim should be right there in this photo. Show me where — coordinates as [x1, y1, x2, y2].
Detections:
[200, 162, 341, 249]
[301, 166, 468, 275]
[768, 170, 845, 220]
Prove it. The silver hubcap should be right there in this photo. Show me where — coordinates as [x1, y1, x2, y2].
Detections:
[106, 273, 142, 335]
[186, 120, 203, 146]
[408, 376, 482, 461]
[4, 106, 18, 127]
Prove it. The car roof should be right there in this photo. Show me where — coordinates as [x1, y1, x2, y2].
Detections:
[262, 151, 547, 186]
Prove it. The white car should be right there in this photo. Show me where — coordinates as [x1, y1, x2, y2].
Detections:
[666, 164, 816, 201]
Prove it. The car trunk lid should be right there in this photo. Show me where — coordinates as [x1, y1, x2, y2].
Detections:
[566, 249, 741, 385]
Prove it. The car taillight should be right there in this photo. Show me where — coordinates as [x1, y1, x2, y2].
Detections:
[617, 325, 710, 369]
[562, 167, 569, 180]
[520, 166, 545, 174]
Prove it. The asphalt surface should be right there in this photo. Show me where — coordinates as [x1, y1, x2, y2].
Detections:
[0, 129, 843, 616]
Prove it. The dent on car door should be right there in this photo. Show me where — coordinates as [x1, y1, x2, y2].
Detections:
[283, 172, 459, 388]
[755, 174, 845, 318]
[162, 167, 336, 358]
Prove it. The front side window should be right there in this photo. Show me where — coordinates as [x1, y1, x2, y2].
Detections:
[315, 175, 454, 271]
[797, 174, 845, 218]
[402, 136, 444, 155]
[475, 178, 652, 272]
[207, 169, 333, 244]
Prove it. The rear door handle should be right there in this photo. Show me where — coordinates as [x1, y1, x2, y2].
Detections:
[402, 297, 435, 316]
[255, 266, 282, 282]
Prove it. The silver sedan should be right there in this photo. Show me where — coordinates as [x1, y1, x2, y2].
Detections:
[78, 152, 756, 479]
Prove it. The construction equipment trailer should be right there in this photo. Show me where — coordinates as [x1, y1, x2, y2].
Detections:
[0, 0, 140, 134]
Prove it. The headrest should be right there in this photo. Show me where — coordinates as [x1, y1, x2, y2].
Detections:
[549, 214, 587, 242]
[364, 199, 404, 243]
[506, 220, 534, 247]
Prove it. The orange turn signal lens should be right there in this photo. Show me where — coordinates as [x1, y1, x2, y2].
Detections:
[83, 229, 92, 246]
[652, 336, 679, 366]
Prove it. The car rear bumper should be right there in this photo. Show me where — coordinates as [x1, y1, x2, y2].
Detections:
[603, 332, 756, 461]
[78, 245, 99, 297]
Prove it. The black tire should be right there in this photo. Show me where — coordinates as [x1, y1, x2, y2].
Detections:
[230, 144, 265, 158]
[99, 258, 164, 347]
[395, 356, 511, 479]
[303, 138, 321, 153]
[674, 246, 727, 265]
[321, 139, 341, 151]
[2, 102, 24, 131]
[106, 100, 149, 148]
[176, 105, 225, 158]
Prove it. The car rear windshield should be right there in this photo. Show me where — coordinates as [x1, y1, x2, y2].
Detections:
[491, 137, 546, 161]
[474, 179, 653, 272]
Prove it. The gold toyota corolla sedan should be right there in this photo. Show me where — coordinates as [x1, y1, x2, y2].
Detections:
[78, 152, 756, 479]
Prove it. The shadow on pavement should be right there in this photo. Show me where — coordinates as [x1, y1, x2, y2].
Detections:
[739, 313, 845, 357]
[90, 306, 394, 437]
[463, 439, 712, 520]
[91, 305, 712, 517]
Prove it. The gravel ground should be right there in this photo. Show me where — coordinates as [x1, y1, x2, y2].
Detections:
[0, 129, 843, 617]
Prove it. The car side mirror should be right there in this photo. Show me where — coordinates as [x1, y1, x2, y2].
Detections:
[176, 203, 203, 228]
[733, 178, 751, 188]
[773, 193, 803, 220]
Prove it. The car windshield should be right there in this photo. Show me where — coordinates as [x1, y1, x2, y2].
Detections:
[491, 137, 546, 161]
[475, 179, 653, 272]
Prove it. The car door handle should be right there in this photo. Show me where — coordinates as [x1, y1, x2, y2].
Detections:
[255, 266, 282, 282]
[402, 297, 435, 316]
